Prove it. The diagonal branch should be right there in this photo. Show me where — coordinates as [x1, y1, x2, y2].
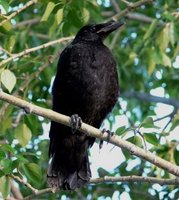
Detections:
[111, 0, 154, 20]
[13, 18, 40, 29]
[126, 12, 154, 23]
[0, 0, 38, 27]
[10, 174, 38, 194]
[10, 181, 23, 199]
[0, 91, 179, 177]
[0, 36, 74, 67]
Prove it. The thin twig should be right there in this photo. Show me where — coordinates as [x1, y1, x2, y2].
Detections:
[23, 188, 52, 200]
[12, 110, 24, 128]
[103, 11, 154, 23]
[111, 0, 121, 13]
[111, 0, 154, 20]
[162, 108, 178, 131]
[109, 28, 123, 50]
[13, 18, 40, 29]
[9, 174, 38, 194]
[28, 32, 49, 40]
[121, 0, 132, 6]
[154, 108, 177, 123]
[0, 47, 13, 56]
[0, 36, 74, 67]
[0, 91, 179, 177]
[127, 12, 154, 23]
[0, 0, 38, 27]
[122, 91, 179, 108]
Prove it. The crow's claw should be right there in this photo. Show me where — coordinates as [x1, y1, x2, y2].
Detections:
[99, 128, 114, 149]
[99, 140, 103, 149]
[70, 114, 82, 134]
[106, 130, 114, 142]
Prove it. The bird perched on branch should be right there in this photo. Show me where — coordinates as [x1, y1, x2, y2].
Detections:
[47, 20, 123, 190]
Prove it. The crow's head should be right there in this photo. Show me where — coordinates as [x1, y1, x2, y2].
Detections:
[74, 21, 124, 42]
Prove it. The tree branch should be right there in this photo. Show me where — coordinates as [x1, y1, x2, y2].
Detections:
[126, 12, 154, 23]
[111, 0, 121, 13]
[13, 18, 40, 29]
[90, 175, 179, 185]
[0, 36, 74, 67]
[23, 188, 52, 200]
[10, 181, 23, 199]
[10, 174, 38, 194]
[111, 0, 153, 20]
[0, 54, 58, 120]
[110, 0, 154, 24]
[103, 11, 154, 23]
[23, 175, 179, 199]
[0, 91, 179, 177]
[122, 91, 179, 108]
[0, 47, 13, 56]
[0, 0, 38, 27]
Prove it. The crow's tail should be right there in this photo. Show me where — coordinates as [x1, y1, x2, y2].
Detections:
[47, 154, 91, 190]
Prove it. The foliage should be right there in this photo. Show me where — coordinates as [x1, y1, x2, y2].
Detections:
[0, 0, 179, 199]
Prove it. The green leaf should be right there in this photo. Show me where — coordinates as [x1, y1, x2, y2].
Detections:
[147, 49, 156, 75]
[21, 163, 42, 184]
[1, 144, 15, 155]
[56, 8, 63, 24]
[169, 22, 175, 46]
[161, 53, 171, 67]
[1, 159, 19, 174]
[0, 150, 6, 161]
[2, 21, 12, 32]
[0, 159, 13, 174]
[7, 35, 16, 52]
[143, 19, 158, 41]
[87, 0, 98, 7]
[82, 8, 90, 23]
[144, 48, 162, 74]
[0, 117, 12, 135]
[121, 148, 131, 160]
[49, 17, 58, 37]
[0, 170, 5, 178]
[0, 0, 9, 11]
[174, 148, 179, 165]
[127, 136, 143, 148]
[15, 123, 32, 147]
[41, 2, 55, 22]
[16, 152, 39, 163]
[1, 69, 16, 93]
[144, 133, 158, 146]
[98, 167, 108, 177]
[0, 176, 10, 199]
[156, 24, 170, 51]
[116, 126, 127, 136]
[15, 155, 29, 163]
[141, 117, 159, 129]
[170, 113, 179, 131]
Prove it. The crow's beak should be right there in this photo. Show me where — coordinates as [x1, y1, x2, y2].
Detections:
[96, 21, 124, 35]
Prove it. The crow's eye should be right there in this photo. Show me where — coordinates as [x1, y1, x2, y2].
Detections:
[91, 26, 96, 32]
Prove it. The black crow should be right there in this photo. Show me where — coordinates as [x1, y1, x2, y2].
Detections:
[47, 21, 123, 190]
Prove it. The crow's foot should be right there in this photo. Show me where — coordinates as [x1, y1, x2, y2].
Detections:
[70, 114, 82, 134]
